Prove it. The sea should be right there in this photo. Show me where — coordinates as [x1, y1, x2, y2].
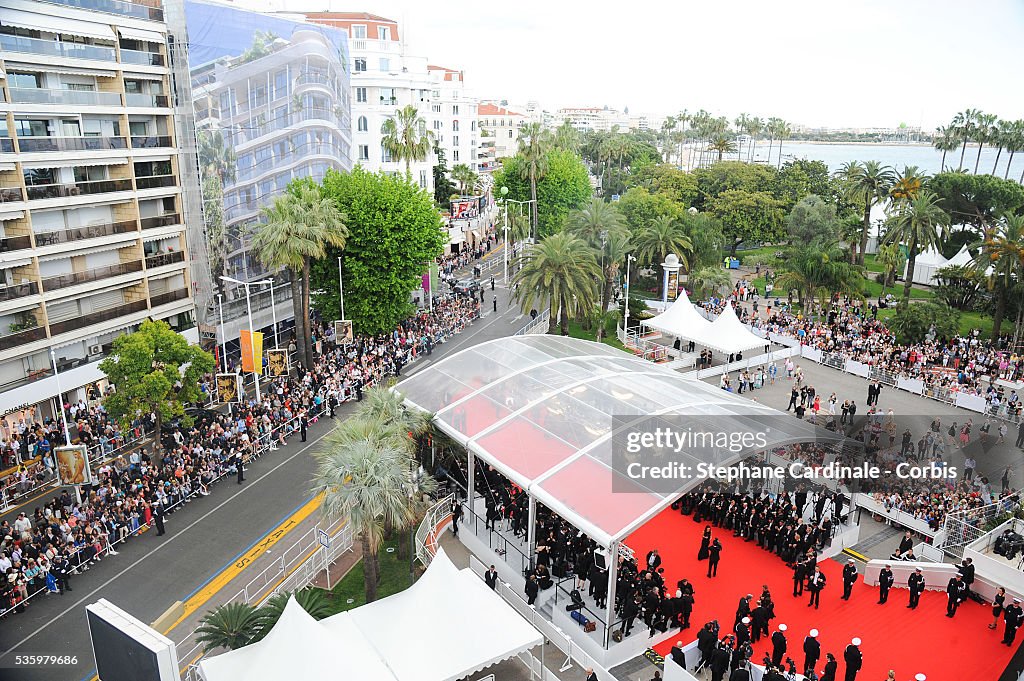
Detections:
[740, 140, 1024, 180]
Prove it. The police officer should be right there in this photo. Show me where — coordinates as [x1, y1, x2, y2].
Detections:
[154, 499, 166, 537]
[235, 449, 245, 484]
[841, 559, 858, 600]
[803, 629, 821, 677]
[51, 553, 71, 593]
[908, 568, 925, 609]
[843, 638, 863, 681]
[946, 574, 967, 617]
[1003, 598, 1023, 646]
[771, 623, 788, 668]
[877, 564, 894, 604]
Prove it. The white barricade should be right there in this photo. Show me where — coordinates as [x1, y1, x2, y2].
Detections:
[801, 346, 823, 363]
[845, 360, 871, 377]
[896, 377, 925, 395]
[955, 393, 988, 413]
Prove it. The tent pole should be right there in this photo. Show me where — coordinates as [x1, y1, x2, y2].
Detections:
[467, 449, 475, 532]
[540, 640, 545, 681]
[527, 495, 538, 572]
[603, 540, 619, 648]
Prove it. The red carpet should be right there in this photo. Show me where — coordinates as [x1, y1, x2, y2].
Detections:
[628, 508, 1015, 681]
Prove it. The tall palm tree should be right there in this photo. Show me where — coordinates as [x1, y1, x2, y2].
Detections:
[380, 104, 435, 178]
[195, 602, 260, 653]
[765, 117, 783, 168]
[734, 113, 751, 161]
[951, 109, 981, 171]
[774, 120, 792, 169]
[511, 231, 601, 334]
[973, 112, 998, 174]
[450, 163, 477, 194]
[315, 429, 415, 603]
[687, 266, 730, 299]
[837, 160, 895, 265]
[517, 122, 553, 237]
[1003, 120, 1024, 180]
[633, 216, 693, 298]
[991, 119, 1014, 176]
[709, 134, 737, 162]
[254, 183, 348, 369]
[553, 120, 581, 155]
[932, 126, 959, 172]
[776, 242, 865, 311]
[973, 212, 1024, 339]
[883, 190, 951, 304]
[746, 117, 764, 162]
[890, 165, 930, 202]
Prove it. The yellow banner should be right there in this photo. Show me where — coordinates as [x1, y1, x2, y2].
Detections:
[240, 330, 264, 374]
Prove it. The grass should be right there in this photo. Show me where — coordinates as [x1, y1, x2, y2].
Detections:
[323, 537, 412, 616]
[565, 318, 627, 351]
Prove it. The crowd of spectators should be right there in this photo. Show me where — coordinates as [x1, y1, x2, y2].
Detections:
[0, 292, 481, 618]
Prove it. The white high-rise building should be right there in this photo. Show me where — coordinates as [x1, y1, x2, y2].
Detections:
[477, 102, 527, 164]
[0, 0, 200, 419]
[427, 65, 477, 171]
[303, 13, 435, 192]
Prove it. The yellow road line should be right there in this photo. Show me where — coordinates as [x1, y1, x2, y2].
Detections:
[842, 548, 869, 563]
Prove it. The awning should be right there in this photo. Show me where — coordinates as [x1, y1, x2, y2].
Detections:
[37, 241, 134, 262]
[21, 157, 129, 169]
[0, 163, 15, 172]
[4, 63, 117, 78]
[133, 154, 172, 163]
[122, 72, 165, 81]
[142, 232, 178, 243]
[117, 26, 165, 43]
[0, 7, 116, 41]
[0, 258, 33, 270]
[0, 211, 24, 222]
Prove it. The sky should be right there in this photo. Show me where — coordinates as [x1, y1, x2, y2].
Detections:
[235, 0, 1024, 130]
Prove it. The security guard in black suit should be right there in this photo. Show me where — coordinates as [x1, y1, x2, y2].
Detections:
[877, 564, 894, 604]
[907, 568, 925, 608]
[841, 559, 858, 600]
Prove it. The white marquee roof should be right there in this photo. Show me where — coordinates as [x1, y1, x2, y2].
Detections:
[398, 335, 826, 547]
[643, 295, 766, 355]
[642, 289, 714, 337]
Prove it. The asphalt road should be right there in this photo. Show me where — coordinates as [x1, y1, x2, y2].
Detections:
[0, 283, 526, 681]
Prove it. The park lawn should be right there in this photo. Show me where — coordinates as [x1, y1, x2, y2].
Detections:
[877, 306, 993, 339]
[862, 254, 886, 273]
[566, 319, 627, 351]
[861, 277, 934, 300]
[734, 245, 779, 262]
[324, 537, 411, 615]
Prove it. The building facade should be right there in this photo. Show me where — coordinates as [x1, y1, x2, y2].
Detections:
[427, 65, 477, 172]
[0, 0, 198, 418]
[477, 102, 526, 164]
[558, 106, 629, 132]
[302, 13, 435, 192]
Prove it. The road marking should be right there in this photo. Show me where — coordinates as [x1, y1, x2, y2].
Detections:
[3, 422, 336, 661]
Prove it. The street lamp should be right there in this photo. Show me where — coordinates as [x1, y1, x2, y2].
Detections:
[499, 186, 510, 285]
[50, 348, 80, 504]
[337, 256, 345, 321]
[623, 253, 636, 331]
[220, 275, 271, 403]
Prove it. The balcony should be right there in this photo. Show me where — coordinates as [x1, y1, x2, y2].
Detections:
[125, 93, 169, 108]
[41, 260, 143, 292]
[0, 282, 39, 302]
[0, 189, 24, 203]
[0, 327, 47, 352]
[136, 175, 177, 190]
[26, 178, 133, 200]
[0, 34, 116, 62]
[150, 288, 189, 307]
[120, 49, 165, 66]
[34, 219, 137, 247]
[145, 251, 184, 268]
[295, 72, 333, 88]
[39, 0, 163, 22]
[0, 235, 33, 253]
[140, 212, 180, 230]
[17, 136, 128, 153]
[48, 301, 146, 337]
[0, 138, 13, 153]
[349, 39, 397, 53]
[131, 136, 172, 149]
[7, 88, 122, 107]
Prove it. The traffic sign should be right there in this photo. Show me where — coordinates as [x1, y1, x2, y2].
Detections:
[317, 529, 330, 549]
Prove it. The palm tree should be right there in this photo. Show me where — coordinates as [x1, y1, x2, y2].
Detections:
[1003, 120, 1024, 180]
[511, 231, 601, 334]
[774, 120, 792, 169]
[709, 134, 737, 162]
[776, 242, 865, 311]
[765, 117, 784, 168]
[254, 183, 348, 369]
[567, 199, 629, 314]
[517, 122, 553, 237]
[746, 117, 764, 163]
[837, 160, 895, 265]
[734, 113, 751, 160]
[933, 126, 960, 172]
[450, 163, 477, 194]
[252, 590, 332, 642]
[974, 212, 1024, 339]
[315, 429, 415, 603]
[553, 120, 581, 154]
[687, 266, 730, 299]
[973, 112, 998, 174]
[633, 215, 693, 274]
[992, 119, 1014, 176]
[883, 190, 951, 304]
[951, 109, 981, 171]
[380, 104, 435, 178]
[890, 165, 930, 202]
[195, 602, 260, 653]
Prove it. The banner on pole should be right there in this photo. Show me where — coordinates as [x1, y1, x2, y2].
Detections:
[216, 373, 241, 403]
[240, 330, 264, 374]
[267, 349, 289, 377]
[334, 320, 353, 345]
[54, 445, 91, 486]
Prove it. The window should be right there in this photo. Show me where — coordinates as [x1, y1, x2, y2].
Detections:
[381, 144, 393, 163]
[431, 104, 441, 113]
[379, 87, 395, 104]
[378, 26, 390, 40]
[419, 169, 428, 188]
[433, 120, 441, 130]
[358, 144, 369, 161]
[355, 87, 367, 103]
[378, 58, 390, 72]
[66, 82, 96, 92]
[508, 130, 513, 138]
[354, 58, 367, 72]
[453, 136, 459, 146]
[8, 72, 41, 89]
[14, 119, 47, 137]
[452, 105, 459, 115]
[471, 121, 476, 131]
[352, 25, 367, 39]
[452, 120, 459, 132]
[274, 70, 288, 99]
[357, 116, 368, 132]
[453, 150, 459, 161]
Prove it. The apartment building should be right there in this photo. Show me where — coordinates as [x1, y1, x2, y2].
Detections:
[0, 0, 198, 418]
[558, 106, 630, 132]
[427, 65, 477, 172]
[477, 102, 527, 164]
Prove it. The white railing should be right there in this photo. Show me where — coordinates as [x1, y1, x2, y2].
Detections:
[179, 516, 353, 680]
[514, 309, 550, 336]
[415, 493, 454, 566]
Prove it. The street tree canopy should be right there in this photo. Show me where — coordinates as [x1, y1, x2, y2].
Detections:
[493, 148, 591, 238]
[710, 188, 785, 254]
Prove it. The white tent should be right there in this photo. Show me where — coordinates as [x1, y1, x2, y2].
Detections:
[947, 244, 974, 268]
[198, 596, 391, 681]
[200, 550, 542, 681]
[322, 548, 543, 681]
[700, 301, 769, 355]
[904, 246, 949, 285]
[641, 289, 714, 338]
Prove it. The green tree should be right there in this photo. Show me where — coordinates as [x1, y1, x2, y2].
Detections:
[253, 182, 348, 369]
[252, 589, 332, 642]
[933, 126, 960, 172]
[511, 231, 601, 334]
[567, 199, 629, 314]
[99, 320, 214, 463]
[618, 187, 685, 235]
[974, 212, 1024, 338]
[197, 128, 237, 295]
[687, 266, 731, 299]
[450, 163, 478, 194]
[709, 134, 737, 162]
[693, 161, 777, 209]
[239, 30, 278, 64]
[950, 108, 982, 171]
[928, 172, 1024, 230]
[837, 160, 895, 265]
[196, 602, 260, 653]
[933, 264, 986, 310]
[786, 194, 839, 245]
[775, 242, 864, 311]
[710, 189, 785, 255]
[553, 120, 581, 154]
[431, 143, 456, 206]
[517, 122, 554, 237]
[380, 104, 435, 177]
[774, 159, 839, 211]
[628, 164, 699, 206]
[973, 112, 998, 174]
[312, 168, 447, 335]
[888, 302, 961, 344]
[493, 149, 591, 238]
[682, 212, 726, 271]
[883, 190, 951, 304]
[633, 215, 693, 273]
[876, 241, 906, 292]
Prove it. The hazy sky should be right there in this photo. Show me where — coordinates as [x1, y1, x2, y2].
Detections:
[238, 0, 1024, 129]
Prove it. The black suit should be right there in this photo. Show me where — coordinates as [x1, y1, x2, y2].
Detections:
[525, 579, 539, 605]
[821, 658, 838, 681]
[484, 569, 498, 590]
[946, 578, 966, 616]
[843, 644, 862, 681]
[842, 564, 857, 599]
[707, 541, 722, 577]
[878, 568, 894, 603]
[803, 636, 820, 676]
[908, 573, 925, 608]
[807, 570, 825, 608]
[710, 647, 731, 681]
[771, 630, 787, 667]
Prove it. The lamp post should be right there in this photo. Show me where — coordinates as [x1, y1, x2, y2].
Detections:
[50, 348, 80, 503]
[624, 253, 636, 331]
[221, 276, 264, 403]
[216, 293, 227, 373]
[264, 280, 280, 350]
[499, 186, 510, 285]
[337, 256, 345, 321]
